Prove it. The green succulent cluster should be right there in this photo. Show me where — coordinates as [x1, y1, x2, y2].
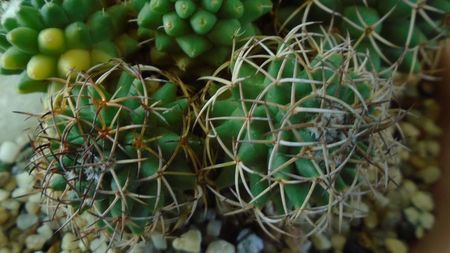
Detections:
[201, 26, 398, 231]
[0, 0, 139, 93]
[33, 60, 203, 236]
[277, 0, 450, 74]
[136, 0, 273, 70]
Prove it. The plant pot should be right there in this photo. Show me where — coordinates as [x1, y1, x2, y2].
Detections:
[412, 40, 450, 253]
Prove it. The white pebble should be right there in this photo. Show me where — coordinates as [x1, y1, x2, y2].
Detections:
[0, 141, 20, 164]
[25, 234, 47, 250]
[0, 189, 9, 201]
[172, 229, 202, 253]
[1, 199, 20, 214]
[419, 211, 435, 230]
[15, 172, 34, 190]
[15, 134, 30, 149]
[150, 232, 167, 250]
[25, 201, 40, 215]
[90, 237, 108, 253]
[11, 187, 31, 202]
[62, 233, 78, 251]
[311, 233, 332, 251]
[17, 213, 38, 230]
[206, 220, 222, 237]
[400, 122, 420, 139]
[37, 224, 53, 241]
[411, 191, 434, 211]
[385, 238, 408, 253]
[237, 230, 263, 253]
[206, 240, 235, 253]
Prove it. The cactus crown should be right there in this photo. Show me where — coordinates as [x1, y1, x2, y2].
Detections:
[200, 25, 400, 235]
[32, 60, 203, 239]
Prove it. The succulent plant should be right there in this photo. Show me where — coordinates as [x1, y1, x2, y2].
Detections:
[200, 25, 400, 235]
[31, 60, 203, 239]
[0, 0, 139, 93]
[276, 0, 450, 75]
[136, 0, 273, 75]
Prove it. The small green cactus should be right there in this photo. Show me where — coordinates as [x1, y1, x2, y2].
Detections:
[137, 0, 273, 74]
[200, 25, 399, 234]
[32, 60, 203, 237]
[276, 0, 450, 75]
[0, 0, 139, 93]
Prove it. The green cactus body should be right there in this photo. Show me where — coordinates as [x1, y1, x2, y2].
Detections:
[33, 61, 202, 236]
[0, 0, 139, 93]
[276, 0, 450, 75]
[137, 0, 273, 74]
[201, 26, 397, 230]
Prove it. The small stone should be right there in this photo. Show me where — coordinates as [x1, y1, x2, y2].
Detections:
[37, 224, 53, 241]
[15, 134, 30, 148]
[0, 230, 7, 247]
[25, 201, 40, 215]
[0, 207, 10, 225]
[411, 191, 434, 211]
[90, 238, 108, 253]
[0, 248, 11, 253]
[418, 211, 435, 230]
[423, 119, 442, 136]
[25, 234, 47, 250]
[385, 238, 408, 253]
[311, 233, 332, 251]
[417, 166, 441, 184]
[0, 171, 10, 187]
[0, 190, 9, 201]
[402, 180, 417, 195]
[206, 220, 222, 237]
[206, 240, 235, 253]
[0, 141, 21, 163]
[404, 207, 420, 225]
[237, 230, 264, 253]
[17, 213, 38, 230]
[150, 232, 167, 250]
[62, 233, 78, 251]
[1, 199, 20, 215]
[2, 177, 16, 192]
[11, 187, 31, 202]
[331, 235, 346, 252]
[15, 172, 34, 189]
[172, 229, 202, 253]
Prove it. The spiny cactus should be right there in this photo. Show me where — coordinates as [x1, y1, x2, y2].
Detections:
[136, 0, 273, 75]
[276, 0, 450, 75]
[0, 0, 139, 93]
[200, 25, 400, 236]
[31, 60, 203, 240]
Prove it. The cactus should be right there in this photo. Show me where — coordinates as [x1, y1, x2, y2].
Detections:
[0, 0, 139, 93]
[137, 0, 273, 75]
[31, 60, 203, 238]
[276, 0, 450, 75]
[200, 25, 400, 235]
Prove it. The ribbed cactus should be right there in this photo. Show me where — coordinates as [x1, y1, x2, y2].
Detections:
[31, 60, 203, 237]
[276, 0, 450, 75]
[200, 25, 399, 234]
[0, 0, 139, 93]
[136, 0, 273, 74]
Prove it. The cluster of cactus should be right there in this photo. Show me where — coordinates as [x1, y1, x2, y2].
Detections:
[276, 0, 450, 74]
[0, 0, 442, 248]
[200, 25, 399, 234]
[0, 0, 139, 93]
[32, 60, 203, 236]
[136, 0, 273, 71]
